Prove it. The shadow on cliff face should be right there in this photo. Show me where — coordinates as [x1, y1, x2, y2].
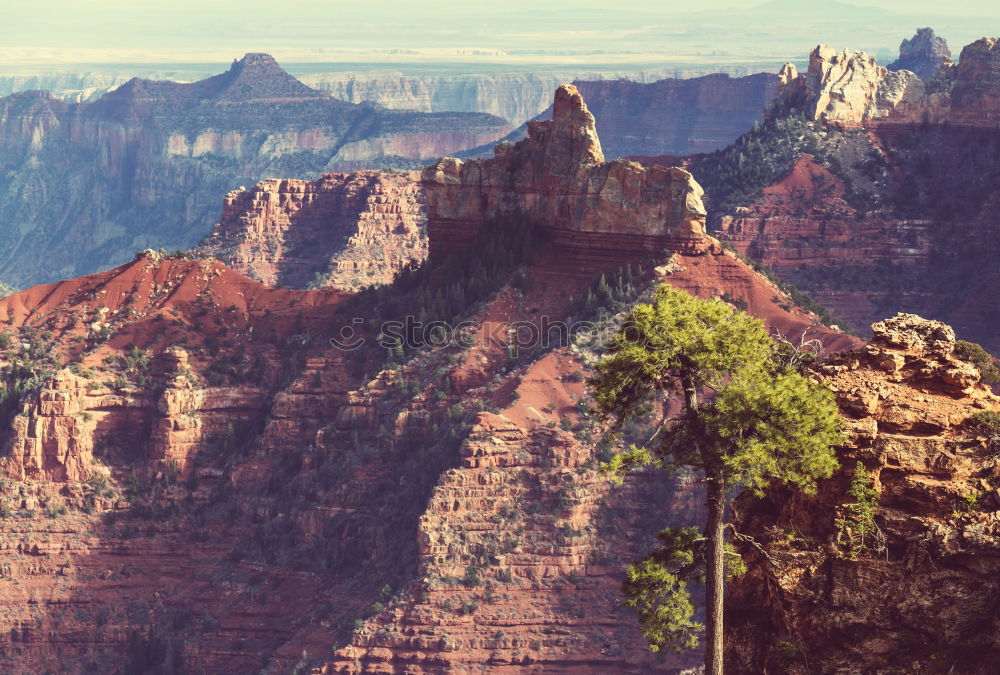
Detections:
[18, 347, 473, 674]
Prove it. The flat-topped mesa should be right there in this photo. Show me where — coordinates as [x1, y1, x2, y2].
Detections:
[772, 45, 925, 124]
[421, 84, 709, 266]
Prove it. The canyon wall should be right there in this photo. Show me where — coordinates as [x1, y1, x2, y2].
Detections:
[198, 171, 427, 290]
[2, 65, 776, 128]
[508, 73, 779, 157]
[299, 66, 778, 129]
[302, 71, 585, 127]
[422, 84, 709, 266]
[0, 53, 509, 289]
[726, 314, 1000, 673]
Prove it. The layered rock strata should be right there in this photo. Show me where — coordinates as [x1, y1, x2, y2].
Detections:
[325, 408, 699, 673]
[198, 171, 427, 290]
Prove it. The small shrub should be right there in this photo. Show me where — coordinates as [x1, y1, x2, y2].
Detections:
[835, 462, 880, 559]
[968, 411, 1000, 455]
[45, 497, 67, 519]
[461, 565, 482, 588]
[954, 340, 1000, 384]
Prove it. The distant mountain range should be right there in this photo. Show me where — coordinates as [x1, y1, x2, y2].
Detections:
[0, 53, 509, 288]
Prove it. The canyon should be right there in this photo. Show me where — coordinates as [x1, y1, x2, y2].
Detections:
[0, 84, 857, 673]
[1, 25, 999, 675]
[0, 53, 509, 290]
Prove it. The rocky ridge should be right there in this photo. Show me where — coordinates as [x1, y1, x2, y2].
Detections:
[423, 84, 710, 266]
[714, 35, 1000, 350]
[198, 171, 427, 290]
[773, 45, 925, 124]
[726, 313, 1000, 673]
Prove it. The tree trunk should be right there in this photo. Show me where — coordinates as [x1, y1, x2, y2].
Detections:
[681, 377, 726, 675]
[704, 465, 726, 675]
[679, 371, 724, 673]
[681, 373, 698, 414]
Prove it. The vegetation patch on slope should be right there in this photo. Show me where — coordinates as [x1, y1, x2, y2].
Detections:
[692, 115, 889, 225]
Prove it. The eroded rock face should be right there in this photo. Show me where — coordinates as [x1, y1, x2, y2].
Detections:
[773, 45, 925, 123]
[422, 84, 709, 265]
[324, 387, 701, 673]
[198, 171, 427, 290]
[888, 27, 953, 81]
[774, 37, 1000, 127]
[726, 314, 1000, 673]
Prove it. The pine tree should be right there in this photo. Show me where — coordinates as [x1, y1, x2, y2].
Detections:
[590, 285, 842, 674]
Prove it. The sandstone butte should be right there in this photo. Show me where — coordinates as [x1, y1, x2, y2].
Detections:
[422, 84, 710, 266]
[715, 34, 1000, 352]
[0, 82, 877, 673]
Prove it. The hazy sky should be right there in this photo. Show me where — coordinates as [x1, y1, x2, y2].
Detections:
[4, 0, 1000, 66]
